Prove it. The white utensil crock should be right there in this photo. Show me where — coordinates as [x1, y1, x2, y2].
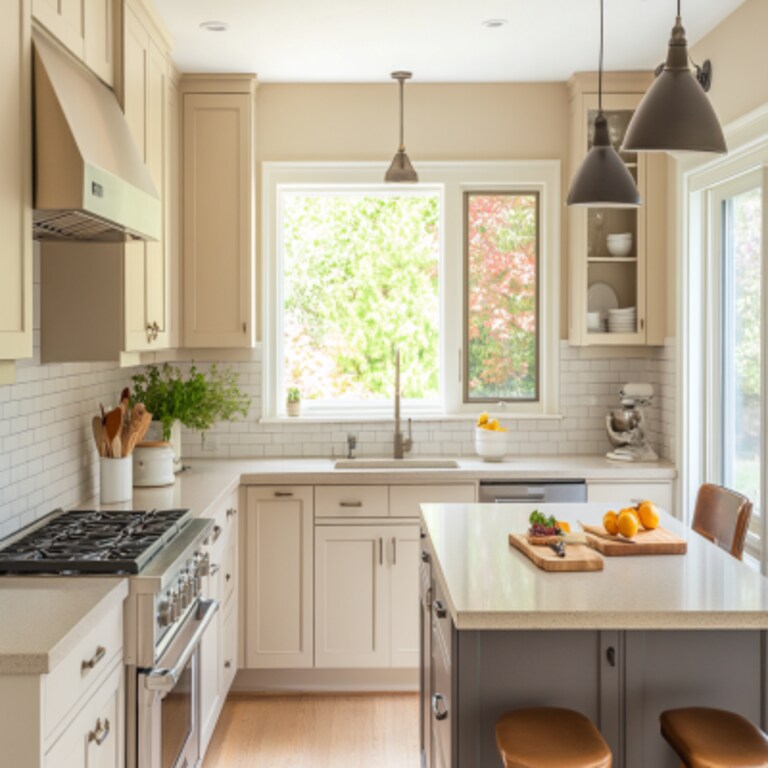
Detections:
[100, 456, 133, 503]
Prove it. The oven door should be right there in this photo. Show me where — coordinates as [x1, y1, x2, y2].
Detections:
[137, 598, 218, 768]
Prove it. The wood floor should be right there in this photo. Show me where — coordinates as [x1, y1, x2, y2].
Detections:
[203, 694, 421, 768]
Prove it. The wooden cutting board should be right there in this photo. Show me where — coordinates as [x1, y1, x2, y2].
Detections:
[584, 526, 687, 556]
[508, 534, 604, 572]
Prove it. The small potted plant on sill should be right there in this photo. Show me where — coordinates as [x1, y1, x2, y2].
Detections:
[286, 387, 301, 417]
[131, 363, 251, 471]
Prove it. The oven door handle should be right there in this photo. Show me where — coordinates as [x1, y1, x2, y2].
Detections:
[144, 598, 219, 693]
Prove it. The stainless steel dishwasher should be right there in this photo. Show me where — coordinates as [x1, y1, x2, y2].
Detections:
[479, 480, 587, 504]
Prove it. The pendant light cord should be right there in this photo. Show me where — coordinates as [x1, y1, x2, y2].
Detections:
[677, 0, 681, 16]
[598, 0, 604, 113]
[399, 78, 405, 150]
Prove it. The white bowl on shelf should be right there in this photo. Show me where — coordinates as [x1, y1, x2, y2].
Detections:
[606, 234, 633, 257]
[475, 427, 508, 462]
[587, 311, 601, 331]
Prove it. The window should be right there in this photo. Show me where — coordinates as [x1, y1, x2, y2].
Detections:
[464, 191, 539, 402]
[263, 162, 560, 419]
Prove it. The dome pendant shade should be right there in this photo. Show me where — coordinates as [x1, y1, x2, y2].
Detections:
[567, 115, 641, 207]
[622, 17, 726, 153]
[385, 71, 418, 183]
[385, 148, 418, 183]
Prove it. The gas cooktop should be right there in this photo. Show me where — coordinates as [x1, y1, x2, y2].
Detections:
[0, 508, 193, 574]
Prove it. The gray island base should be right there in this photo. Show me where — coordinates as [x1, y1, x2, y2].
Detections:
[419, 502, 768, 768]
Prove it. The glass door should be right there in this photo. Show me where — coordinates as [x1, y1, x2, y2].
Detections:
[708, 171, 766, 564]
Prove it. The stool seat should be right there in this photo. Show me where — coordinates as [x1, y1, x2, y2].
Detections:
[496, 707, 612, 768]
[660, 707, 768, 767]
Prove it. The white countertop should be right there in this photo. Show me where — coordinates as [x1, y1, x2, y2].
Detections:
[0, 577, 128, 675]
[421, 502, 768, 631]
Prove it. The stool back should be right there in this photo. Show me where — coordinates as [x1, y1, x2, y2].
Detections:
[692, 483, 752, 560]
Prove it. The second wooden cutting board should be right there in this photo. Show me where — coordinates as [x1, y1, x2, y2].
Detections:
[585, 526, 687, 556]
[509, 534, 604, 572]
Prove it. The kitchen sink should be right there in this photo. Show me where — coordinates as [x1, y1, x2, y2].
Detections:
[334, 458, 460, 470]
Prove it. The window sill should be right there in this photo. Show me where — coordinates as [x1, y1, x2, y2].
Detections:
[259, 413, 564, 425]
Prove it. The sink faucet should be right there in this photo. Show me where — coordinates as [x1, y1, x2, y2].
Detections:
[393, 350, 413, 459]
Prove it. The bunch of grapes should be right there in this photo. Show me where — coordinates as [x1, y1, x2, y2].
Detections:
[529, 523, 562, 537]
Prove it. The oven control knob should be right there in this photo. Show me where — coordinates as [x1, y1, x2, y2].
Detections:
[157, 599, 173, 627]
[182, 571, 195, 604]
[178, 575, 191, 610]
[171, 588, 183, 619]
[196, 551, 210, 577]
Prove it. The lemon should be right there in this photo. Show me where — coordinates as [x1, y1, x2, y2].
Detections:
[617, 511, 639, 539]
[477, 411, 490, 427]
[603, 511, 619, 536]
[487, 418, 500, 431]
[558, 521, 571, 533]
[637, 500, 660, 530]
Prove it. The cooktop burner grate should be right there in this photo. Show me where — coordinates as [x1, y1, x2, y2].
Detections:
[0, 508, 192, 574]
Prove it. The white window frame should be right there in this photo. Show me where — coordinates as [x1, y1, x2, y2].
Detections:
[262, 161, 561, 421]
[681, 106, 768, 570]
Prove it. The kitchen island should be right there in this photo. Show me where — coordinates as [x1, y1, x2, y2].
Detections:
[419, 502, 768, 768]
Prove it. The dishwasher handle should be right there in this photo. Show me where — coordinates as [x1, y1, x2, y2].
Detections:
[493, 486, 547, 501]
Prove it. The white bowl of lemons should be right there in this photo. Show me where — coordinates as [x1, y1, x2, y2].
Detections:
[475, 412, 508, 462]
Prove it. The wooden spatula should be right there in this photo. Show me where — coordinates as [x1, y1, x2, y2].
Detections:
[91, 416, 104, 457]
[104, 407, 123, 458]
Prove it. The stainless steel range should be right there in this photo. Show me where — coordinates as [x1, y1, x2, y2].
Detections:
[0, 507, 217, 768]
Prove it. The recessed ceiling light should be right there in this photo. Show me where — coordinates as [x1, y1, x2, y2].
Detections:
[200, 20, 229, 32]
[482, 18, 508, 29]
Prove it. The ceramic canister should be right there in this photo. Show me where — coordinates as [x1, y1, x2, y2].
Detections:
[133, 441, 175, 487]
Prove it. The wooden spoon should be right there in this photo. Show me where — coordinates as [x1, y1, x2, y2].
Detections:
[104, 407, 123, 458]
[91, 416, 104, 457]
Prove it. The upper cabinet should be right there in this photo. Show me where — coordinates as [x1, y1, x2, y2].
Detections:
[181, 75, 257, 348]
[0, 0, 33, 371]
[33, 0, 115, 86]
[568, 73, 667, 347]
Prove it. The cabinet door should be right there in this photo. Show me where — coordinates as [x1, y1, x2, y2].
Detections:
[315, 525, 390, 668]
[183, 92, 254, 348]
[586, 480, 674, 516]
[83, 0, 114, 86]
[389, 524, 421, 667]
[33, 0, 84, 58]
[221, 600, 237, 694]
[245, 487, 314, 668]
[0, 0, 32, 362]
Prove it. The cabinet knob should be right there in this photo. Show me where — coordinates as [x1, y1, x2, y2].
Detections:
[226, 507, 238, 518]
[421, 550, 430, 563]
[431, 694, 448, 721]
[433, 600, 447, 619]
[224, 660, 232, 669]
[606, 646, 616, 667]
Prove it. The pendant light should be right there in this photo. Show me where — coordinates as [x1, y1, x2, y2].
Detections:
[567, 0, 640, 207]
[385, 71, 418, 183]
[622, 0, 726, 153]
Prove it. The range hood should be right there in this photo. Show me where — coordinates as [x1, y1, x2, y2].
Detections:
[33, 32, 160, 241]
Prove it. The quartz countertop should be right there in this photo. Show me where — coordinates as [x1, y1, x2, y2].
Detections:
[0, 577, 128, 674]
[420, 502, 768, 631]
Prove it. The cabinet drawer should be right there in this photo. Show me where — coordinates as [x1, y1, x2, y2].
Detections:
[389, 484, 476, 518]
[432, 581, 452, 665]
[44, 601, 123, 741]
[316, 486, 389, 518]
[586, 481, 673, 515]
[221, 600, 237, 694]
[45, 659, 124, 768]
[431, 617, 452, 766]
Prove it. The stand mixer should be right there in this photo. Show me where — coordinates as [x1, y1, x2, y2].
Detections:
[605, 382, 658, 462]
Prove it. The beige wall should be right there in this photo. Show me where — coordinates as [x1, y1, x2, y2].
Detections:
[691, 0, 768, 126]
[256, 82, 571, 336]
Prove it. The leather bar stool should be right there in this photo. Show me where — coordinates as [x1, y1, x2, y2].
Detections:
[691, 483, 752, 560]
[660, 707, 768, 767]
[496, 707, 612, 768]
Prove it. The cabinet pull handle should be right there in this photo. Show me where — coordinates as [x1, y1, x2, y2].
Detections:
[224, 660, 232, 669]
[226, 507, 238, 518]
[392, 536, 397, 565]
[434, 600, 447, 619]
[274, 491, 294, 497]
[432, 693, 448, 721]
[379, 537, 383, 566]
[210, 564, 220, 576]
[421, 550, 430, 563]
[340, 501, 363, 508]
[211, 525, 223, 543]
[88, 718, 111, 746]
[606, 646, 616, 667]
[225, 573, 231, 582]
[82, 645, 106, 672]
[640, 318, 645, 330]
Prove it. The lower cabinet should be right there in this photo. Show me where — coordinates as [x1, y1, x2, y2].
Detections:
[315, 523, 420, 668]
[245, 486, 314, 668]
[200, 490, 240, 758]
[586, 479, 674, 516]
[44, 659, 124, 768]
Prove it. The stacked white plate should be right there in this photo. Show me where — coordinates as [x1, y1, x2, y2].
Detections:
[608, 306, 637, 333]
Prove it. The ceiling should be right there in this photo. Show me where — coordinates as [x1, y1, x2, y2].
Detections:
[153, 0, 746, 83]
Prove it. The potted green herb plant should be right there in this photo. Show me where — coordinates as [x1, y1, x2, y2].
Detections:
[131, 363, 251, 471]
[286, 387, 301, 417]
